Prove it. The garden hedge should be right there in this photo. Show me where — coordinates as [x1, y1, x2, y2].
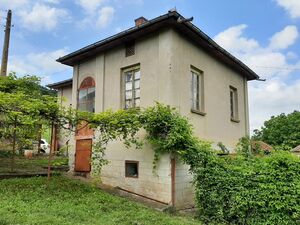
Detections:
[192, 150, 300, 224]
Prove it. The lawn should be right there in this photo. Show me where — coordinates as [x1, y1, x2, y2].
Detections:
[0, 176, 201, 225]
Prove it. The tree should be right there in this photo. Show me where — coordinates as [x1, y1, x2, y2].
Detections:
[253, 111, 300, 150]
[0, 73, 74, 176]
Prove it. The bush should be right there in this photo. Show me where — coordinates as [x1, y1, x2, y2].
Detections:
[192, 150, 300, 224]
[0, 150, 12, 158]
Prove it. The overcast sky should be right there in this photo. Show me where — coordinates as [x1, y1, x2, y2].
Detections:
[0, 0, 300, 133]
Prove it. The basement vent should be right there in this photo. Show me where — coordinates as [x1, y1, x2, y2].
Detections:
[125, 161, 139, 178]
[125, 42, 135, 57]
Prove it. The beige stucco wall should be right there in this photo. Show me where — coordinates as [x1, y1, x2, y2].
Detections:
[57, 85, 73, 108]
[68, 30, 174, 204]
[67, 27, 251, 208]
[169, 30, 249, 208]
[57, 85, 73, 151]
[171, 30, 249, 148]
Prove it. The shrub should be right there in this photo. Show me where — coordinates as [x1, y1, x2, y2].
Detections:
[192, 150, 300, 224]
[0, 150, 12, 158]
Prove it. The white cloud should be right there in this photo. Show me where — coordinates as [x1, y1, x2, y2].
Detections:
[17, 3, 69, 32]
[214, 24, 300, 132]
[214, 24, 259, 54]
[269, 25, 298, 50]
[0, 1, 68, 32]
[76, 0, 105, 13]
[249, 79, 300, 131]
[96, 6, 115, 28]
[8, 48, 70, 84]
[75, 0, 115, 29]
[276, 0, 300, 18]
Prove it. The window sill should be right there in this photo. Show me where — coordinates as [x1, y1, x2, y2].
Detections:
[191, 109, 206, 116]
[231, 118, 240, 123]
[125, 175, 139, 179]
[124, 106, 140, 110]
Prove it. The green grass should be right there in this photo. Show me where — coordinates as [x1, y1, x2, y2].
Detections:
[0, 156, 68, 174]
[0, 176, 201, 225]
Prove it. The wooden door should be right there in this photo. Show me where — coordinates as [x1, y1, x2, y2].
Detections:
[75, 139, 92, 172]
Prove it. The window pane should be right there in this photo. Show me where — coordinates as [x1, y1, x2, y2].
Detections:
[135, 89, 140, 98]
[230, 90, 235, 118]
[125, 90, 132, 100]
[125, 72, 133, 82]
[196, 75, 200, 110]
[135, 70, 140, 80]
[78, 103, 86, 111]
[87, 87, 95, 101]
[86, 101, 95, 113]
[125, 100, 133, 109]
[79, 90, 87, 102]
[134, 98, 140, 107]
[134, 80, 140, 89]
[191, 71, 202, 111]
[124, 68, 140, 109]
[126, 82, 132, 91]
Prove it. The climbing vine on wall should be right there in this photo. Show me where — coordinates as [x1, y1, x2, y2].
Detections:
[84, 103, 210, 174]
[80, 103, 300, 224]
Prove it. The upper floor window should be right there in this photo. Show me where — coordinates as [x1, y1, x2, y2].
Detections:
[78, 77, 95, 112]
[230, 86, 239, 122]
[125, 42, 135, 57]
[191, 67, 205, 115]
[123, 66, 140, 109]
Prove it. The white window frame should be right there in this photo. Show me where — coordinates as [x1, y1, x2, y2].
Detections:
[191, 66, 205, 115]
[122, 65, 140, 109]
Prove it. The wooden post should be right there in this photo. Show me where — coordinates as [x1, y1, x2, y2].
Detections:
[1, 10, 12, 77]
[10, 116, 17, 172]
[37, 124, 42, 154]
[47, 122, 54, 182]
[171, 157, 176, 206]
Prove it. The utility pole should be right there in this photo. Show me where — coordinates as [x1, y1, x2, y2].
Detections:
[1, 10, 12, 77]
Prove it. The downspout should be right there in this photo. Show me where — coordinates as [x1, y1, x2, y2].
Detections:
[244, 77, 249, 136]
[76, 64, 80, 110]
[102, 53, 106, 112]
[171, 155, 176, 206]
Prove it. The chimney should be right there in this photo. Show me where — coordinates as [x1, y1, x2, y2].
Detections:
[135, 17, 148, 26]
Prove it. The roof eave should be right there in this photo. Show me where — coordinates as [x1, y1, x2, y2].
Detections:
[57, 11, 180, 66]
[57, 11, 259, 81]
[47, 78, 73, 89]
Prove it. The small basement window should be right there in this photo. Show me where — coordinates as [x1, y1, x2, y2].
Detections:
[125, 161, 139, 178]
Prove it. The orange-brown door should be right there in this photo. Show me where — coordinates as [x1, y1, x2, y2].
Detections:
[75, 139, 92, 172]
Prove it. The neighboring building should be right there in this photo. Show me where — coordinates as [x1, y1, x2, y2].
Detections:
[49, 11, 259, 208]
[48, 78, 73, 108]
[251, 140, 274, 154]
[291, 145, 300, 157]
[47, 79, 73, 151]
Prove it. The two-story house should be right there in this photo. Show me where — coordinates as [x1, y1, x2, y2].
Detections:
[48, 11, 259, 208]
